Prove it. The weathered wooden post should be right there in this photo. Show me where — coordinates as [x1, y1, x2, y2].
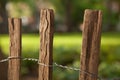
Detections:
[38, 9, 54, 80]
[79, 9, 102, 80]
[8, 18, 22, 80]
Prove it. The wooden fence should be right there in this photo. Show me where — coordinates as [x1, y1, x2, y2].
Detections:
[5, 9, 102, 80]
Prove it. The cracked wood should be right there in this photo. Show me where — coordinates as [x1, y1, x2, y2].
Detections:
[8, 18, 22, 80]
[79, 9, 102, 80]
[39, 9, 54, 80]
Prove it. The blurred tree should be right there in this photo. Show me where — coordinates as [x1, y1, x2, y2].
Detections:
[105, 0, 120, 31]
[49, 0, 73, 32]
[0, 0, 119, 32]
[0, 0, 8, 34]
[10, 0, 36, 13]
[49, 0, 106, 32]
[48, 0, 120, 32]
[0, 0, 38, 33]
[64, 0, 73, 32]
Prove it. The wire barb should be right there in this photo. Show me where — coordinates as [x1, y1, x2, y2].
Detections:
[0, 56, 102, 80]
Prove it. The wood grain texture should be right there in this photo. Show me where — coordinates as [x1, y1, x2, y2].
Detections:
[8, 18, 21, 80]
[79, 9, 102, 80]
[38, 9, 54, 80]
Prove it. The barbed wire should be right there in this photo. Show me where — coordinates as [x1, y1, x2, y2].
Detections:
[0, 56, 102, 80]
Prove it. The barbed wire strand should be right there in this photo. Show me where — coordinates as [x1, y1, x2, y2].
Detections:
[0, 56, 101, 80]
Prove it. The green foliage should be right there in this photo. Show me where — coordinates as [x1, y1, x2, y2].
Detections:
[49, 0, 107, 28]
[0, 32, 120, 79]
[1, 0, 120, 31]
[53, 67, 79, 80]
[99, 62, 120, 78]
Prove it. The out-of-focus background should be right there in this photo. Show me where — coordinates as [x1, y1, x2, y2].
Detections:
[0, 0, 120, 80]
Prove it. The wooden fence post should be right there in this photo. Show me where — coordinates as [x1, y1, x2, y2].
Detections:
[8, 18, 22, 80]
[79, 9, 102, 80]
[38, 9, 54, 80]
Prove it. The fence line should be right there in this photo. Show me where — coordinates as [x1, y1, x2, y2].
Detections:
[0, 56, 101, 80]
[0, 9, 103, 80]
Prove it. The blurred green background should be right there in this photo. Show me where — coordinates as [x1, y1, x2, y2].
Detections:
[0, 0, 120, 80]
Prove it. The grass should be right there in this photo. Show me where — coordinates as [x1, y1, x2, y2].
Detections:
[0, 32, 120, 55]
